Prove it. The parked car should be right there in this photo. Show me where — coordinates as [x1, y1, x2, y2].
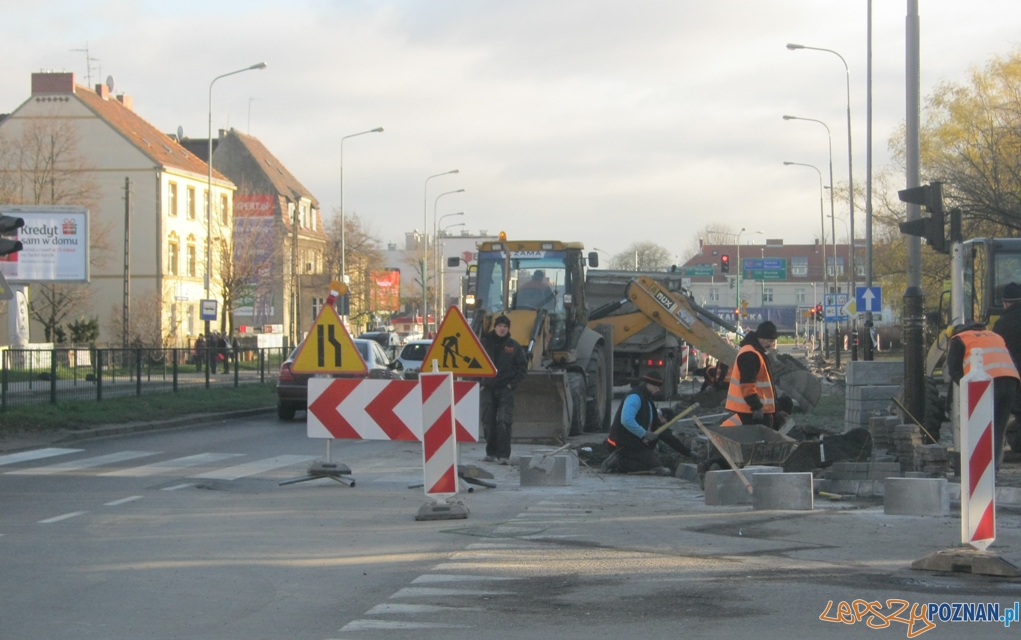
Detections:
[277, 338, 402, 420]
[358, 331, 401, 359]
[394, 339, 432, 379]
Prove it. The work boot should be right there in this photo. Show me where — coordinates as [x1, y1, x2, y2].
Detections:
[482, 456, 496, 462]
[498, 458, 509, 465]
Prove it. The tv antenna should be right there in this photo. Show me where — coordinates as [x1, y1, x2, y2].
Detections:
[70, 42, 100, 87]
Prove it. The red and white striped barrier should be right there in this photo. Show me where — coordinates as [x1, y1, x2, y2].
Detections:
[306, 378, 479, 443]
[420, 371, 458, 498]
[960, 349, 996, 551]
[680, 345, 689, 378]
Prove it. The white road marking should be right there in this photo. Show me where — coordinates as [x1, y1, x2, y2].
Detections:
[39, 511, 87, 524]
[464, 542, 535, 550]
[391, 586, 510, 598]
[366, 603, 480, 614]
[190, 455, 317, 480]
[104, 495, 143, 506]
[412, 574, 517, 584]
[160, 483, 195, 492]
[101, 452, 244, 477]
[7, 451, 157, 475]
[0, 448, 83, 467]
[341, 620, 470, 631]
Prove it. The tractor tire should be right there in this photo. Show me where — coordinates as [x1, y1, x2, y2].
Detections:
[1006, 416, 1021, 453]
[924, 375, 946, 443]
[567, 372, 586, 436]
[583, 346, 608, 432]
[277, 403, 297, 421]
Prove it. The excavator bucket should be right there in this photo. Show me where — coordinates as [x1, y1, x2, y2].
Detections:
[769, 353, 822, 413]
[510, 370, 574, 444]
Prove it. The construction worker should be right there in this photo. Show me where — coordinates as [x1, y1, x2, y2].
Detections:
[725, 321, 778, 429]
[603, 371, 694, 475]
[993, 282, 1021, 372]
[480, 314, 528, 465]
[947, 321, 1020, 469]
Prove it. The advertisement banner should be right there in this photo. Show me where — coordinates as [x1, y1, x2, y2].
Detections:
[0, 205, 89, 282]
[371, 269, 401, 311]
[234, 194, 275, 218]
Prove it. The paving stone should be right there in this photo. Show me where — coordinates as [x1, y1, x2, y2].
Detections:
[845, 360, 904, 386]
[752, 472, 813, 510]
[884, 477, 950, 516]
[704, 466, 782, 506]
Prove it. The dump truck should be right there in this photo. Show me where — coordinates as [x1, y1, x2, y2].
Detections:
[588, 275, 823, 413]
[463, 239, 613, 443]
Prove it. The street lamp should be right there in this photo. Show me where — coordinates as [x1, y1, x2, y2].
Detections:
[206, 62, 266, 381]
[787, 43, 856, 321]
[340, 127, 384, 285]
[783, 160, 830, 358]
[422, 170, 459, 335]
[434, 211, 465, 319]
[783, 115, 837, 292]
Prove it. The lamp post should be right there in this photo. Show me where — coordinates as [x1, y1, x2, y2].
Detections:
[783, 160, 830, 358]
[422, 170, 458, 336]
[340, 127, 384, 285]
[434, 211, 465, 320]
[206, 62, 266, 384]
[788, 43, 857, 356]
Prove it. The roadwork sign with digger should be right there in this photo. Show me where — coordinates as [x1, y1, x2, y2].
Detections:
[421, 306, 496, 377]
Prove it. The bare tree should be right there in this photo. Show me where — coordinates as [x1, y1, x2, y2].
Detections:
[609, 241, 672, 271]
[681, 223, 738, 261]
[216, 208, 279, 335]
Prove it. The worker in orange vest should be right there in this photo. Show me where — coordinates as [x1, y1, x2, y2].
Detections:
[947, 321, 1020, 469]
[725, 321, 778, 429]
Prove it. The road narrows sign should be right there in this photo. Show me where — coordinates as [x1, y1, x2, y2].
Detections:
[421, 306, 496, 376]
[291, 305, 367, 374]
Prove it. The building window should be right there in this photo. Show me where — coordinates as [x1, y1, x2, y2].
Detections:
[311, 208, 318, 231]
[827, 256, 845, 276]
[791, 256, 808, 277]
[856, 263, 865, 277]
[168, 241, 179, 276]
[300, 202, 309, 228]
[186, 186, 196, 220]
[763, 287, 774, 304]
[168, 182, 178, 217]
[203, 190, 209, 220]
[187, 304, 195, 336]
[220, 194, 229, 225]
[709, 288, 719, 302]
[186, 244, 196, 277]
[311, 297, 325, 318]
[795, 288, 807, 303]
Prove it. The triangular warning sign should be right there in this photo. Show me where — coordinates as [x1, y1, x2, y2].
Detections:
[421, 306, 496, 377]
[290, 305, 367, 375]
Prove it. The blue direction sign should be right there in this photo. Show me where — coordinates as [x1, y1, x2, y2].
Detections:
[856, 286, 882, 313]
[824, 293, 849, 322]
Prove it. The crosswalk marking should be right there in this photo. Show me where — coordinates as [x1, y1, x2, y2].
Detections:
[160, 483, 195, 492]
[411, 574, 516, 584]
[0, 448, 82, 467]
[341, 620, 469, 631]
[6, 451, 157, 475]
[391, 586, 510, 598]
[101, 453, 244, 477]
[365, 603, 480, 614]
[190, 455, 317, 480]
[39, 511, 87, 524]
[104, 496, 143, 506]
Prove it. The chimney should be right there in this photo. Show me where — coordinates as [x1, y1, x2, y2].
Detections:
[94, 83, 110, 99]
[116, 94, 133, 111]
[218, 128, 228, 140]
[31, 72, 75, 95]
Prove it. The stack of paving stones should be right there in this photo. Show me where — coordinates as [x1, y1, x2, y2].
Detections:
[869, 415, 899, 461]
[912, 444, 951, 478]
[844, 361, 904, 433]
[893, 425, 923, 472]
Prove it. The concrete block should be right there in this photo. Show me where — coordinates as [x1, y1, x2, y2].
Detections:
[884, 477, 950, 516]
[675, 463, 701, 483]
[847, 385, 901, 402]
[752, 473, 813, 510]
[845, 360, 904, 386]
[704, 466, 781, 506]
[519, 454, 578, 486]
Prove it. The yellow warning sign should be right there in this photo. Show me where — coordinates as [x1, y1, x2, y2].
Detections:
[290, 305, 367, 374]
[421, 306, 496, 377]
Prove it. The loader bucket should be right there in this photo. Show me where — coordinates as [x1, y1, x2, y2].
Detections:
[510, 370, 574, 444]
[769, 353, 822, 413]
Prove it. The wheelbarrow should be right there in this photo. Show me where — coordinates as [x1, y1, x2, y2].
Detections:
[700, 422, 798, 467]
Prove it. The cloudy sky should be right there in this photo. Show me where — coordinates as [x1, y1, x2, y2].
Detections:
[1, 1, 1019, 261]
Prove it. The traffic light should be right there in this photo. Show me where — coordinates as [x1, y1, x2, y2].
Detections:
[0, 215, 24, 258]
[720, 254, 730, 273]
[898, 182, 948, 254]
[816, 303, 823, 319]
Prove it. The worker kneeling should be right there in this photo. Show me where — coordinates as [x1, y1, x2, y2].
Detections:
[725, 321, 778, 429]
[603, 371, 693, 475]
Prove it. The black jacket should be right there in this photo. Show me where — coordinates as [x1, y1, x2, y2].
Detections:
[609, 383, 658, 450]
[480, 331, 528, 389]
[735, 331, 774, 411]
[993, 303, 1021, 370]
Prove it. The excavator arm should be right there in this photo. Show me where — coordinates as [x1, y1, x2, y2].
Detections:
[611, 275, 822, 412]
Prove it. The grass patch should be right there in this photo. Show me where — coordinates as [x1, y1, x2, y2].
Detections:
[795, 394, 847, 430]
[0, 383, 277, 433]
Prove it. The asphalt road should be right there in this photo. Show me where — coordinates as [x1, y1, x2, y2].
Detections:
[3, 414, 1021, 639]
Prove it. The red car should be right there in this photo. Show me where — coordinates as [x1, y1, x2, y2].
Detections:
[276, 338, 403, 420]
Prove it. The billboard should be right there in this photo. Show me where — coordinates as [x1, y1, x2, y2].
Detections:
[234, 194, 275, 218]
[0, 205, 89, 282]
[371, 269, 400, 311]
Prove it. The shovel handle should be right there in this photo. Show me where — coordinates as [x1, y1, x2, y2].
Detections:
[693, 415, 753, 495]
[654, 402, 700, 434]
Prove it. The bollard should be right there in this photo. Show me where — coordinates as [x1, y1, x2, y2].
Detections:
[172, 349, 179, 392]
[96, 349, 103, 401]
[50, 348, 57, 404]
[136, 348, 142, 396]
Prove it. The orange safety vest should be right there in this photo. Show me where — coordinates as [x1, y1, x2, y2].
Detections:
[725, 344, 776, 414]
[958, 330, 1021, 380]
[721, 414, 742, 427]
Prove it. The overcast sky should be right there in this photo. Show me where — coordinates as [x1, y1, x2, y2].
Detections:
[2, 1, 1019, 261]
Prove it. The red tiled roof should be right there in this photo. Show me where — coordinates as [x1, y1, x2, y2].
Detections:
[73, 85, 230, 183]
[228, 129, 317, 205]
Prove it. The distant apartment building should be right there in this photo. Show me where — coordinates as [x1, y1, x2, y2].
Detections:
[0, 72, 236, 346]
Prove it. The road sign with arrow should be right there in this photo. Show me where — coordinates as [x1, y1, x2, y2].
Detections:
[856, 286, 882, 314]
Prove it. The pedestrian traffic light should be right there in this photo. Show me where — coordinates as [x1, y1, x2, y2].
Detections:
[0, 215, 24, 258]
[720, 254, 730, 273]
[898, 182, 947, 254]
